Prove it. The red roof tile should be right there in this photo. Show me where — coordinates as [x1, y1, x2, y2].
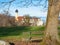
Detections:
[17, 16, 24, 21]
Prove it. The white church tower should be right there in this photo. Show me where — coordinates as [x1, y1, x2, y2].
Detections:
[15, 9, 18, 21]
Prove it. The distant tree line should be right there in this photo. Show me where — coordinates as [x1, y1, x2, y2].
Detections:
[0, 13, 16, 27]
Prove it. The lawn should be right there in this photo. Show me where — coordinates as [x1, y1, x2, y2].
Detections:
[0, 26, 60, 40]
[0, 26, 44, 40]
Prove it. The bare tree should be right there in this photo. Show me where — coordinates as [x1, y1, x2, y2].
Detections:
[23, 15, 30, 26]
[41, 0, 60, 45]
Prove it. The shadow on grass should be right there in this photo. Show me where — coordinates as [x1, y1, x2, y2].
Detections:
[0, 26, 30, 37]
[0, 26, 45, 37]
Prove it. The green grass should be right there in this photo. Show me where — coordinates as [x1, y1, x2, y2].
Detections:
[0, 26, 60, 40]
[0, 26, 45, 39]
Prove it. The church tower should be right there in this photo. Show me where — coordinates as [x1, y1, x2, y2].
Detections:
[15, 9, 18, 21]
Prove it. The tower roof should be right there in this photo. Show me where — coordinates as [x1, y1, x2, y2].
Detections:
[15, 9, 18, 13]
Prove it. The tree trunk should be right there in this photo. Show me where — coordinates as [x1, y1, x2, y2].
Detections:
[42, 0, 60, 45]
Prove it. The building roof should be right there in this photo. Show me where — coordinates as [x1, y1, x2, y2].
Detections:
[17, 16, 24, 21]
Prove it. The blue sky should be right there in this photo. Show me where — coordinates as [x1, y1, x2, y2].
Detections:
[0, 0, 48, 17]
